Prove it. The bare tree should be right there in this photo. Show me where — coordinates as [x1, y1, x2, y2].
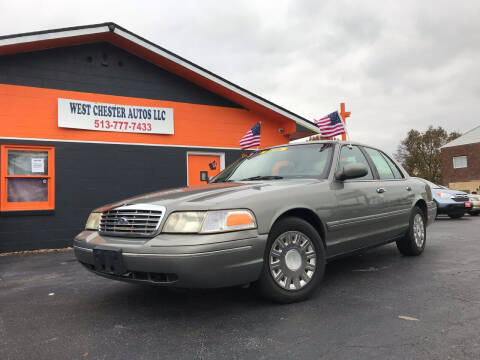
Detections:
[395, 126, 461, 183]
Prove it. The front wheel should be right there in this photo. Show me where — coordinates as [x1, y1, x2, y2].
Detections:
[256, 217, 325, 303]
[396, 207, 426, 256]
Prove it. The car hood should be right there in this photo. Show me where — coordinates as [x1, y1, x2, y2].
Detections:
[93, 179, 323, 213]
[432, 188, 467, 196]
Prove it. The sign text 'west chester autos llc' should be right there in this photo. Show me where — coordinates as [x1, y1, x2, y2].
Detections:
[58, 98, 174, 134]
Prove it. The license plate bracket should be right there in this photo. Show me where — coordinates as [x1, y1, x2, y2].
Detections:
[93, 248, 127, 275]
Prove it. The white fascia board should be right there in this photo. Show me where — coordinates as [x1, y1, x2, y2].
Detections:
[113, 28, 320, 133]
[0, 26, 111, 47]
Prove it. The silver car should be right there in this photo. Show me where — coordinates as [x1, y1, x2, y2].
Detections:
[74, 141, 436, 303]
[468, 193, 480, 216]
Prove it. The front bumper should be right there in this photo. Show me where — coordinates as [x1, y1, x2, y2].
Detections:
[74, 230, 268, 288]
[436, 201, 470, 215]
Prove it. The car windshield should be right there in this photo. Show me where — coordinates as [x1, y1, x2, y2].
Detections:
[212, 143, 334, 182]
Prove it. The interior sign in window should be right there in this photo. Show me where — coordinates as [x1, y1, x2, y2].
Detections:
[58, 98, 174, 134]
[31, 158, 45, 173]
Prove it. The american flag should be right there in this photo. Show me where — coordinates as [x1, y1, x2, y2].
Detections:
[314, 111, 346, 138]
[240, 123, 261, 149]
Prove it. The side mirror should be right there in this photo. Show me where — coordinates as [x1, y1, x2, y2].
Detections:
[335, 163, 368, 181]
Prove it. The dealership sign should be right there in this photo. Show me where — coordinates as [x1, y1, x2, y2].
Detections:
[58, 98, 174, 134]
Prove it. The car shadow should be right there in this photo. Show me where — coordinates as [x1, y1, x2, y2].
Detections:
[435, 216, 470, 221]
[87, 244, 403, 314]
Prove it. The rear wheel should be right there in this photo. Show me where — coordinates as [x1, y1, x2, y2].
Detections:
[257, 217, 325, 303]
[396, 207, 426, 256]
[468, 211, 479, 216]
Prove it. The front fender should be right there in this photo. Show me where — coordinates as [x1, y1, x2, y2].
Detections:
[411, 193, 436, 226]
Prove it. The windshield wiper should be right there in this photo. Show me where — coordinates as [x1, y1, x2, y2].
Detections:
[239, 175, 284, 181]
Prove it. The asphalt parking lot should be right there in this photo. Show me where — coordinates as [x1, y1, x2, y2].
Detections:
[1, 216, 479, 360]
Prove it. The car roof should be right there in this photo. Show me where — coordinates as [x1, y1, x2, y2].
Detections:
[267, 140, 381, 150]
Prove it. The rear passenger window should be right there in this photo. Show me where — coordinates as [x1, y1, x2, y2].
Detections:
[364, 148, 395, 180]
[338, 145, 373, 180]
[381, 153, 404, 179]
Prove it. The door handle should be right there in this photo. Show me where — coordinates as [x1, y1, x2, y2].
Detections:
[406, 186, 412, 191]
[376, 187, 386, 194]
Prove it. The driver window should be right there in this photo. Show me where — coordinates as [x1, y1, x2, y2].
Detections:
[338, 145, 373, 180]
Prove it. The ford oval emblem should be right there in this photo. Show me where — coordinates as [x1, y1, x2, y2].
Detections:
[117, 217, 129, 225]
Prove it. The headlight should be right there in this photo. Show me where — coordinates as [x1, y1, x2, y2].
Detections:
[85, 212, 101, 230]
[162, 212, 206, 233]
[436, 192, 454, 199]
[162, 210, 256, 233]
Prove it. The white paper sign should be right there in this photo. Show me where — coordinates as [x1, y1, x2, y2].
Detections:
[58, 98, 174, 134]
[31, 158, 44, 173]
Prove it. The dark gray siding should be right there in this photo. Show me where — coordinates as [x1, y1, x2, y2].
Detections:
[296, 123, 314, 132]
[0, 139, 244, 252]
[0, 42, 242, 108]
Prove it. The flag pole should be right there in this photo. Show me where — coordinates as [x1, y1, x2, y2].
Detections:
[257, 121, 261, 150]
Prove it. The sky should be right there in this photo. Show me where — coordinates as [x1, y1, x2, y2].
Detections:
[1, 0, 479, 155]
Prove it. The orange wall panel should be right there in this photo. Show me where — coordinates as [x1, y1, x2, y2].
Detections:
[0, 84, 292, 149]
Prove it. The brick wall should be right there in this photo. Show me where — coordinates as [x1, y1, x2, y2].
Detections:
[441, 143, 480, 190]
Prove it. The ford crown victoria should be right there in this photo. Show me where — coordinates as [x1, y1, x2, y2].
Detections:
[74, 141, 436, 303]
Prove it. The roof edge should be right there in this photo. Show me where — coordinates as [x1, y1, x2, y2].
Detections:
[0, 22, 114, 41]
[440, 124, 480, 148]
[110, 24, 319, 131]
[0, 22, 320, 133]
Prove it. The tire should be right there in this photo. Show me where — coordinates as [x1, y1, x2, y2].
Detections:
[396, 207, 426, 256]
[469, 211, 479, 216]
[256, 217, 326, 303]
[448, 212, 464, 219]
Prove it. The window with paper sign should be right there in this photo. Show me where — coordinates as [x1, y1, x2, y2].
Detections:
[0, 145, 55, 211]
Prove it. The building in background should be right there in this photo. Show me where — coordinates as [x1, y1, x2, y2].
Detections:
[0, 23, 319, 252]
[441, 125, 480, 193]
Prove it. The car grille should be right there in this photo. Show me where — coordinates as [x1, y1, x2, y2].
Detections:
[99, 204, 166, 237]
[453, 194, 469, 202]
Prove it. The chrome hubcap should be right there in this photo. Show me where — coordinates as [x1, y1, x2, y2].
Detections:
[269, 231, 317, 291]
[413, 214, 425, 248]
[284, 249, 302, 271]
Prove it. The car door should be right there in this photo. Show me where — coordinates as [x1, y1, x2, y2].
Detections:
[363, 147, 413, 238]
[328, 144, 386, 256]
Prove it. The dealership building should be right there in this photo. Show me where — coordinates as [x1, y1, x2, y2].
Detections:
[441, 125, 480, 193]
[0, 23, 319, 252]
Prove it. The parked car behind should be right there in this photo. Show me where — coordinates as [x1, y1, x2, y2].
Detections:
[74, 141, 436, 303]
[468, 192, 480, 216]
[419, 179, 471, 219]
